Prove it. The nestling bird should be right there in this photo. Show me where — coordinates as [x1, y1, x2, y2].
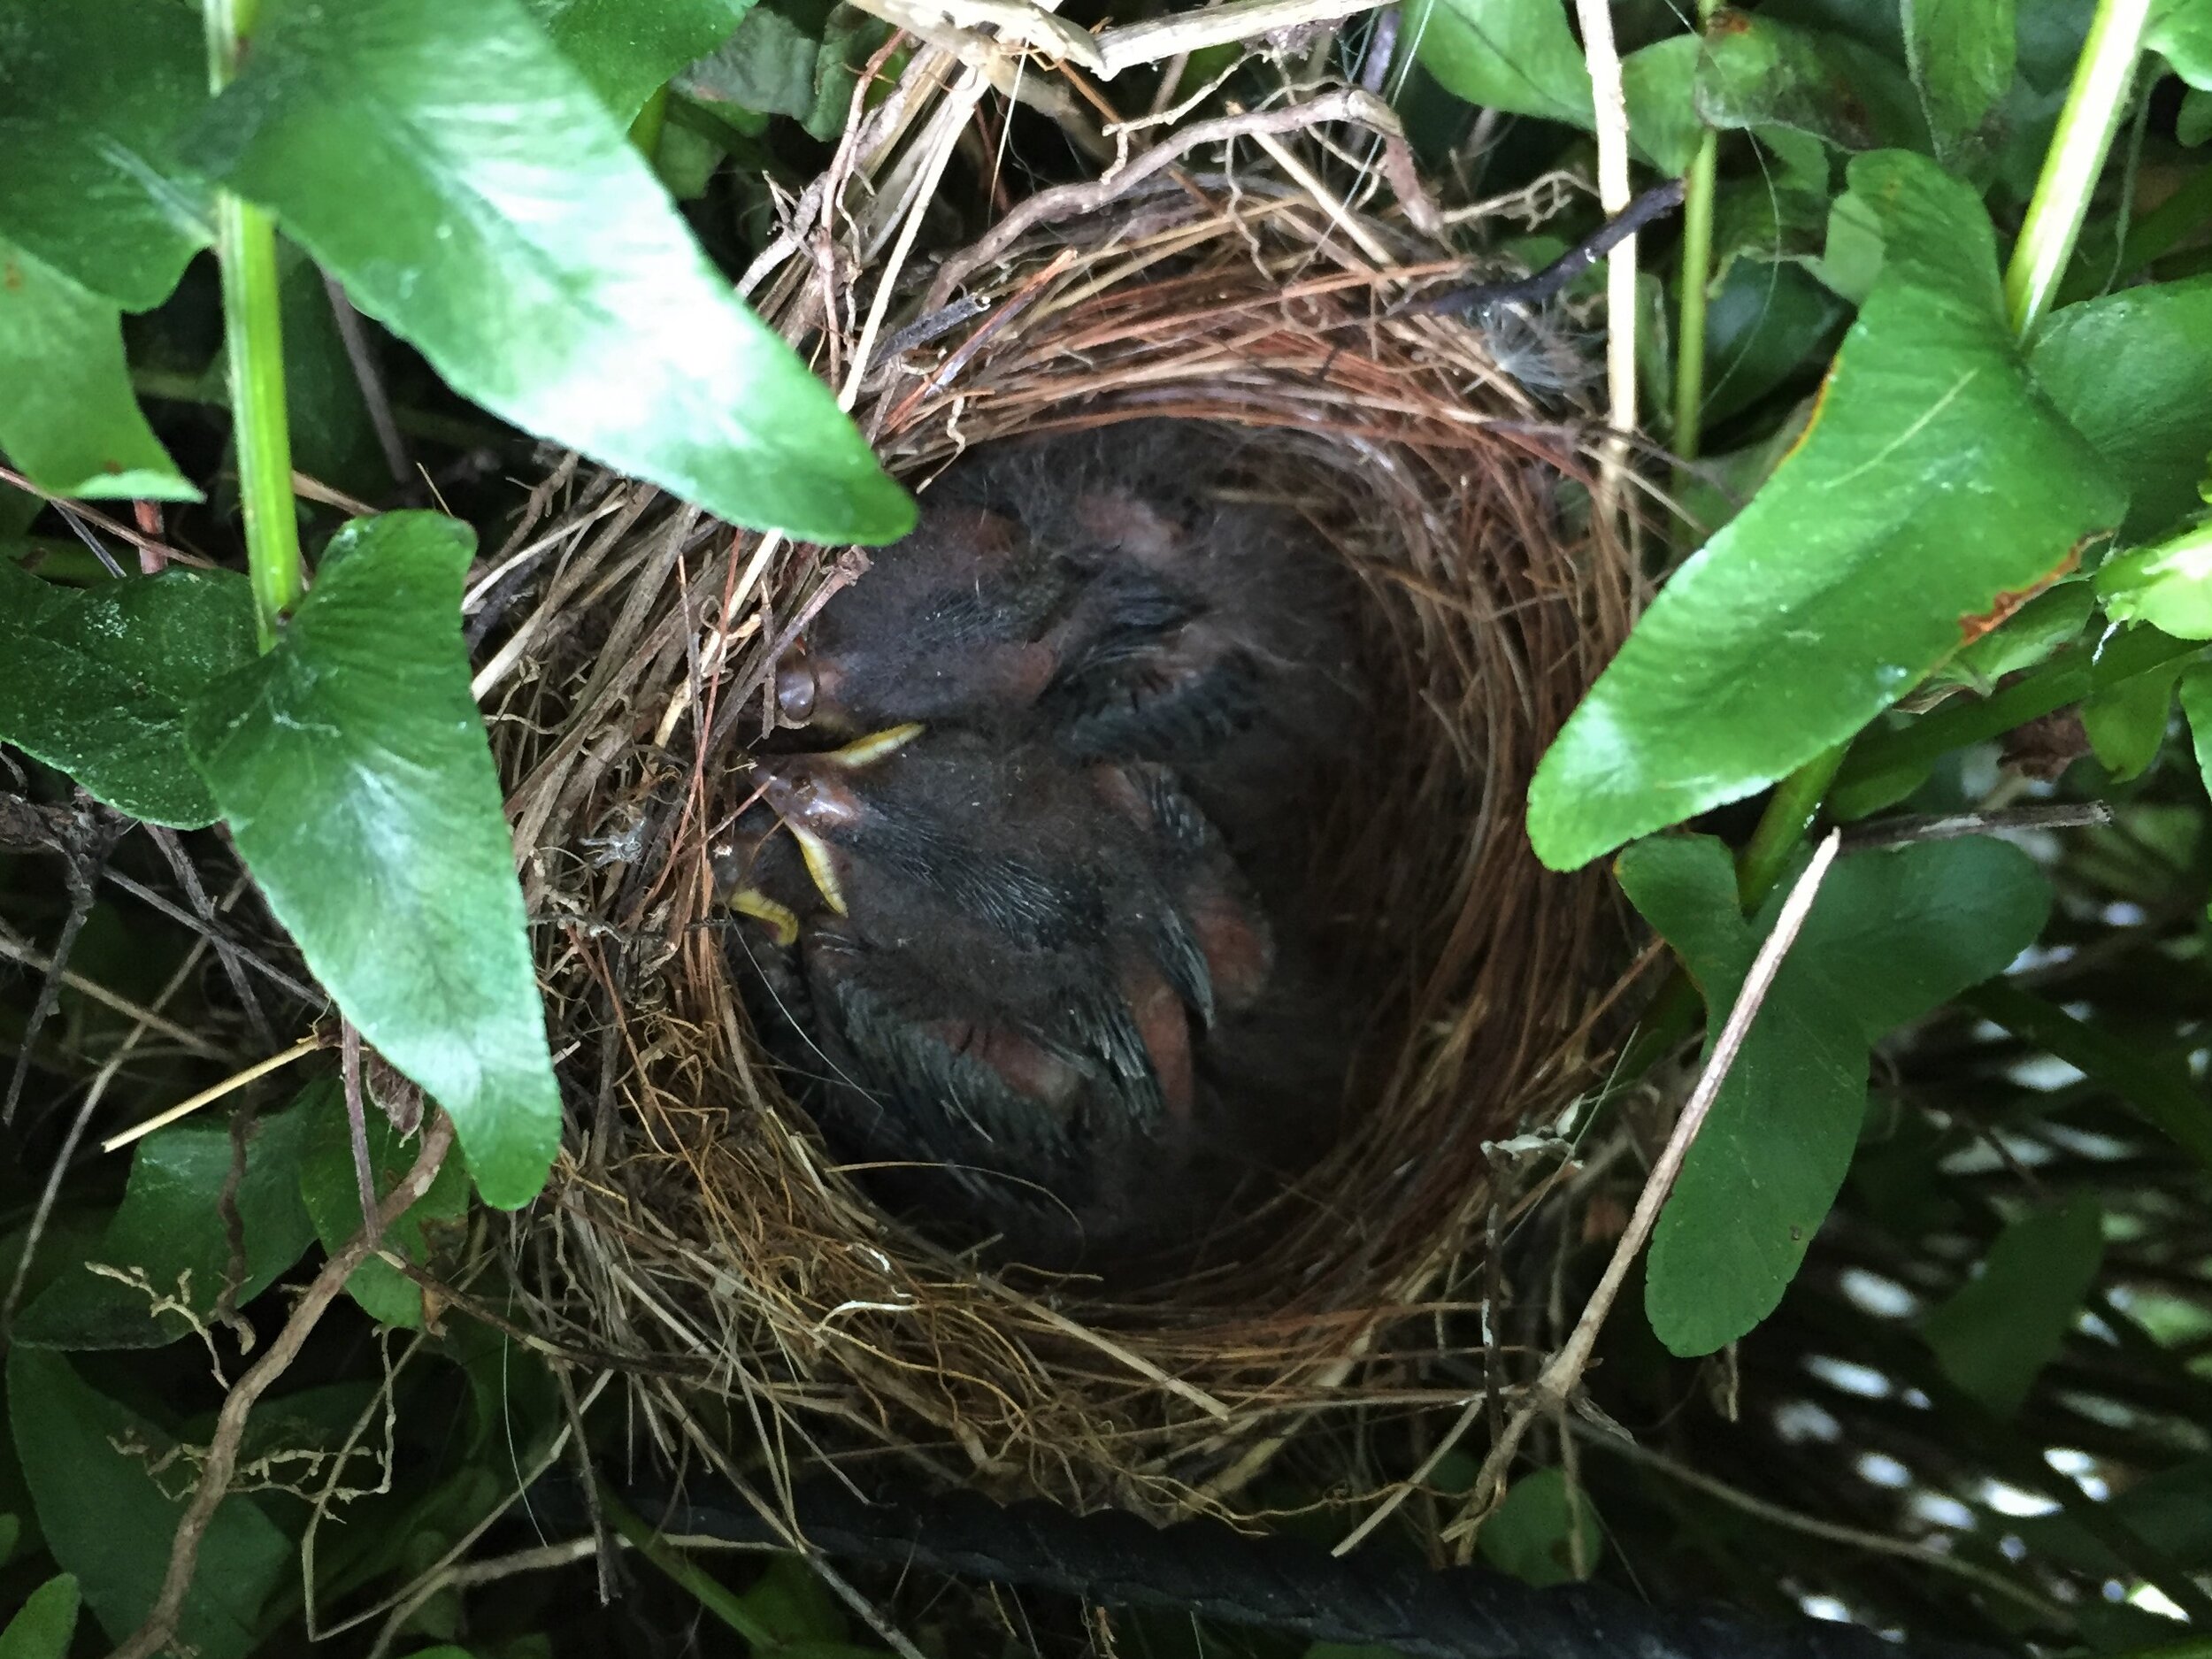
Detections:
[774, 421, 1364, 795]
[734, 728, 1283, 1258]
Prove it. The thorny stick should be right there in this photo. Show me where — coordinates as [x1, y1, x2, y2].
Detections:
[1448, 832, 1844, 1535]
[4, 803, 123, 1125]
[1408, 179, 1686, 319]
[111, 1110, 457, 1659]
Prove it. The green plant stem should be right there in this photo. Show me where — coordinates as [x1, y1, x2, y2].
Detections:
[596, 1484, 780, 1644]
[1671, 136, 1718, 465]
[1736, 744, 1847, 908]
[1961, 981, 2212, 1172]
[1832, 626, 2201, 816]
[2003, 0, 2152, 335]
[206, 0, 302, 653]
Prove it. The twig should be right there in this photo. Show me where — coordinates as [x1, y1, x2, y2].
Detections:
[924, 88, 1434, 311]
[146, 826, 276, 1050]
[1840, 802, 2114, 851]
[0, 467, 210, 567]
[1409, 179, 1685, 319]
[101, 1033, 323, 1152]
[98, 865, 320, 1005]
[5, 803, 123, 1125]
[1094, 0, 1390, 77]
[1, 1053, 127, 1335]
[1449, 832, 1844, 1534]
[110, 1111, 457, 1659]
[1567, 1420, 2073, 1627]
[1570, 0, 1635, 438]
[322, 274, 411, 491]
[342, 1021, 380, 1245]
[0, 922, 229, 1063]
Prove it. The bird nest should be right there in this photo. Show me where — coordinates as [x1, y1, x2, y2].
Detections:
[483, 65, 1643, 1518]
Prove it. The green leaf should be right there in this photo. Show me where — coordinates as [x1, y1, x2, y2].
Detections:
[0, 0, 212, 311]
[521, 0, 756, 121]
[184, 0, 910, 545]
[1403, 0, 1594, 126]
[1623, 833, 2050, 1356]
[14, 1102, 316, 1350]
[2180, 661, 2212, 803]
[1922, 1198, 2104, 1417]
[0, 1573, 79, 1659]
[1700, 259, 1849, 427]
[0, 1512, 19, 1565]
[1788, 836, 2051, 1041]
[2151, 0, 2212, 89]
[679, 7, 830, 119]
[1810, 187, 1885, 302]
[0, 565, 255, 828]
[1622, 35, 1704, 174]
[2080, 650, 2185, 781]
[0, 234, 201, 503]
[186, 513, 562, 1208]
[2031, 277, 2212, 541]
[1528, 150, 2125, 871]
[1478, 1468, 1603, 1587]
[1901, 0, 2016, 171]
[1939, 579, 2095, 686]
[6, 1348, 289, 1658]
[1694, 11, 1879, 149]
[2101, 525, 2212, 638]
[296, 1078, 471, 1326]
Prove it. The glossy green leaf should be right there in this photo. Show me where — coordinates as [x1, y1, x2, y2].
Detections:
[185, 0, 910, 545]
[1623, 833, 2050, 1356]
[1788, 836, 2051, 1041]
[1922, 1199, 2104, 1417]
[2081, 652, 2185, 781]
[1902, 0, 2015, 170]
[1695, 11, 1878, 148]
[1478, 1468, 1603, 1586]
[0, 0, 211, 311]
[0, 1573, 79, 1659]
[14, 1103, 316, 1350]
[2031, 277, 2212, 541]
[297, 1079, 471, 1327]
[1810, 187, 1885, 302]
[187, 513, 562, 1208]
[1403, 0, 1594, 126]
[1528, 151, 2125, 872]
[1939, 580, 2095, 686]
[2102, 524, 2212, 639]
[0, 564, 255, 828]
[522, 0, 756, 121]
[7, 1348, 289, 1658]
[0, 1512, 19, 1565]
[0, 235, 201, 503]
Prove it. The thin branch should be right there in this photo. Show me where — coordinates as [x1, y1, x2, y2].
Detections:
[146, 826, 276, 1050]
[923, 88, 1437, 311]
[0, 924, 229, 1063]
[111, 1111, 457, 1659]
[1452, 832, 1845, 1532]
[101, 1034, 323, 1153]
[322, 273, 412, 490]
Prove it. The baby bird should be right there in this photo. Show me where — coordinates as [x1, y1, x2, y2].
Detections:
[743, 730, 1276, 1260]
[776, 421, 1364, 786]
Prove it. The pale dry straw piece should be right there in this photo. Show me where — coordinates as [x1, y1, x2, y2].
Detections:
[480, 44, 1646, 1522]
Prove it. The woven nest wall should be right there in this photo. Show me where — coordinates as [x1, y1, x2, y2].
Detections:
[483, 83, 1644, 1517]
